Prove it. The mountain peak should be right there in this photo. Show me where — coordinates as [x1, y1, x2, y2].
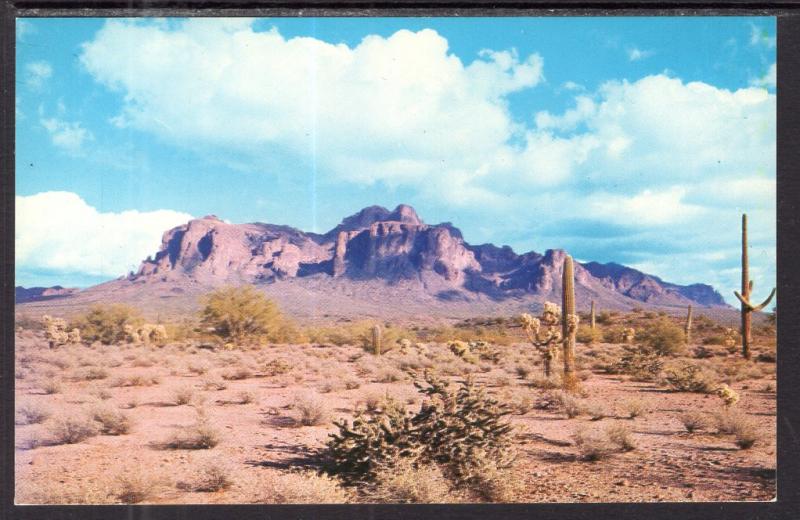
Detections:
[387, 204, 423, 225]
[327, 203, 423, 237]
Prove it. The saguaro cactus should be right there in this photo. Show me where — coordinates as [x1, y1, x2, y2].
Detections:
[734, 214, 776, 359]
[562, 255, 579, 391]
[372, 324, 382, 356]
[685, 305, 693, 345]
[590, 300, 596, 330]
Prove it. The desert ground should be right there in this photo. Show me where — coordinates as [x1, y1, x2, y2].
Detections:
[14, 308, 776, 504]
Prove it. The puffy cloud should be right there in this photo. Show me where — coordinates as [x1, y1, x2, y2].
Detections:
[80, 20, 543, 197]
[749, 24, 776, 49]
[40, 117, 94, 155]
[25, 60, 52, 90]
[16, 191, 193, 279]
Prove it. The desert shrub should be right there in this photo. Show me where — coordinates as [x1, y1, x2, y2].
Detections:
[376, 367, 404, 383]
[713, 408, 749, 434]
[41, 379, 63, 395]
[187, 361, 210, 375]
[344, 378, 361, 390]
[679, 410, 709, 433]
[514, 365, 531, 378]
[110, 374, 160, 387]
[90, 404, 131, 435]
[586, 402, 608, 421]
[733, 421, 760, 449]
[76, 367, 109, 381]
[221, 366, 253, 380]
[325, 373, 515, 495]
[662, 361, 717, 393]
[622, 398, 650, 419]
[605, 423, 636, 451]
[576, 327, 601, 345]
[181, 460, 233, 492]
[264, 358, 292, 376]
[638, 318, 687, 356]
[554, 391, 585, 418]
[166, 412, 220, 449]
[572, 427, 614, 461]
[293, 393, 330, 426]
[116, 472, 158, 504]
[171, 385, 197, 406]
[363, 459, 456, 503]
[529, 374, 562, 389]
[257, 471, 350, 503]
[199, 286, 286, 345]
[72, 304, 143, 345]
[608, 347, 663, 381]
[703, 334, 726, 346]
[595, 311, 612, 325]
[16, 401, 51, 425]
[47, 414, 100, 444]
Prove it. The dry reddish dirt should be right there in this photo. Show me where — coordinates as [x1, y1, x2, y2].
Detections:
[14, 329, 776, 504]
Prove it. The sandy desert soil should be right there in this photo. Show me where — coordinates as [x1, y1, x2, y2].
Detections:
[14, 322, 776, 504]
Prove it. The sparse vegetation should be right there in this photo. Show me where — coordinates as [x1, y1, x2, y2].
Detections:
[199, 286, 292, 345]
[72, 304, 143, 345]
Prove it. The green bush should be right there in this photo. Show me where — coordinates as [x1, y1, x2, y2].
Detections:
[638, 318, 686, 356]
[576, 327, 601, 345]
[199, 286, 290, 345]
[662, 360, 717, 393]
[72, 304, 142, 345]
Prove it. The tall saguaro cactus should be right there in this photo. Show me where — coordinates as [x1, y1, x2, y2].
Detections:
[562, 255, 579, 390]
[372, 325, 382, 356]
[734, 214, 776, 359]
[590, 300, 596, 330]
[685, 305, 693, 345]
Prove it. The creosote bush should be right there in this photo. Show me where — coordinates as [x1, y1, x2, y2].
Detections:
[638, 318, 687, 356]
[662, 361, 717, 393]
[293, 393, 330, 426]
[72, 304, 143, 345]
[166, 411, 220, 449]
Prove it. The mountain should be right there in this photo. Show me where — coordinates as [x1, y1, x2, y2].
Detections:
[15, 204, 727, 319]
[15, 285, 80, 304]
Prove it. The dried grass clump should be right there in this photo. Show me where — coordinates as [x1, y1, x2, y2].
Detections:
[713, 409, 760, 448]
[605, 423, 637, 451]
[376, 367, 404, 383]
[16, 401, 51, 425]
[292, 393, 330, 426]
[47, 414, 100, 445]
[109, 374, 160, 387]
[166, 413, 220, 449]
[171, 385, 198, 406]
[221, 366, 253, 381]
[90, 404, 132, 435]
[187, 361, 210, 375]
[178, 459, 234, 492]
[41, 379, 63, 395]
[529, 374, 562, 389]
[257, 471, 350, 504]
[679, 410, 709, 433]
[116, 472, 159, 504]
[572, 427, 614, 461]
[235, 391, 255, 405]
[622, 398, 650, 419]
[202, 377, 228, 391]
[344, 378, 361, 390]
[76, 367, 109, 381]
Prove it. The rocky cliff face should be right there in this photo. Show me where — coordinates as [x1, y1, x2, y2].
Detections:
[128, 204, 726, 309]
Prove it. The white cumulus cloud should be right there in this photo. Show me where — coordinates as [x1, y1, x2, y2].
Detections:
[16, 191, 193, 279]
[751, 63, 776, 89]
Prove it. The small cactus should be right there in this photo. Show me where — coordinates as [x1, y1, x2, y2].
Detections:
[372, 324, 382, 356]
[520, 305, 562, 378]
[685, 305, 693, 345]
[621, 327, 636, 344]
[43, 315, 79, 348]
[714, 384, 740, 407]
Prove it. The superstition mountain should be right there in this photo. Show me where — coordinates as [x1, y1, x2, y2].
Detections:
[16, 204, 727, 320]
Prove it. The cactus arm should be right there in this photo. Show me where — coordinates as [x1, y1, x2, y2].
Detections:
[752, 288, 776, 312]
[734, 290, 754, 311]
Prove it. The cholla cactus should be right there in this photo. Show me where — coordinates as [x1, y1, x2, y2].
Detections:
[398, 338, 413, 354]
[43, 315, 79, 348]
[723, 328, 737, 349]
[520, 303, 563, 378]
[124, 323, 168, 345]
[449, 340, 479, 364]
[621, 327, 636, 344]
[714, 384, 740, 407]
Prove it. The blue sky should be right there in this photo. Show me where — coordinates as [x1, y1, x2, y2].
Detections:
[15, 17, 776, 305]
